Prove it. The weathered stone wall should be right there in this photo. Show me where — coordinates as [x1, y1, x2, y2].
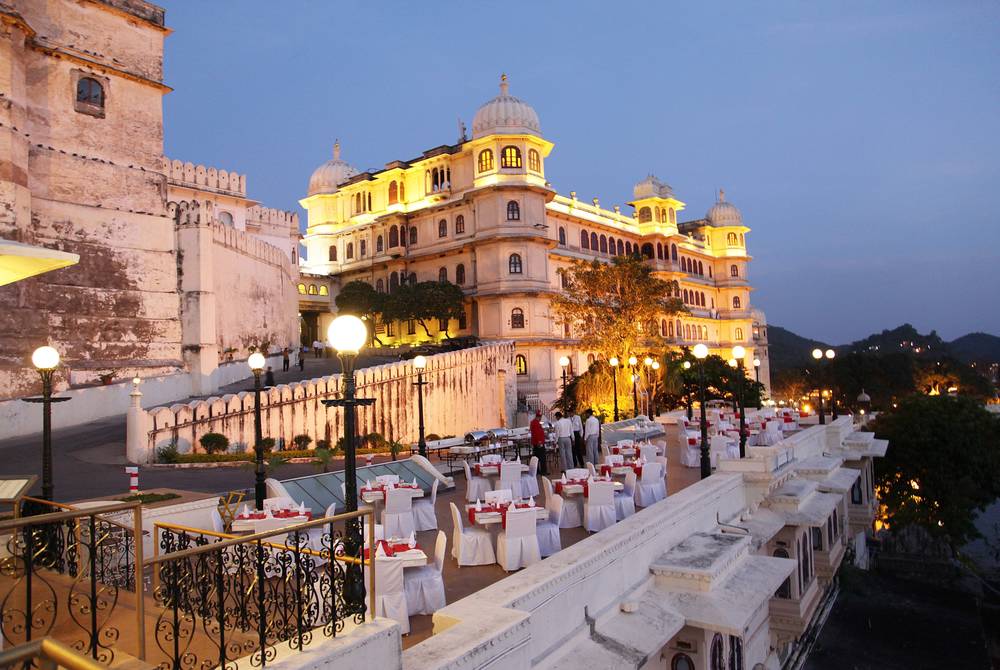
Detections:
[130, 341, 516, 462]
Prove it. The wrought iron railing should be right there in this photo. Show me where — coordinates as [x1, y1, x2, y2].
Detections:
[147, 509, 376, 668]
[0, 636, 109, 670]
[0, 500, 145, 666]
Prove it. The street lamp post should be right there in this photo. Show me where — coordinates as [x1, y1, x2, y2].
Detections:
[682, 360, 693, 420]
[825, 349, 837, 420]
[247, 352, 267, 509]
[321, 315, 373, 616]
[413, 355, 428, 458]
[811, 348, 825, 425]
[732, 346, 747, 458]
[609, 357, 620, 421]
[559, 356, 570, 397]
[23, 346, 68, 501]
[693, 344, 710, 479]
[650, 360, 660, 419]
[753, 357, 762, 409]
[728, 358, 739, 414]
[628, 355, 639, 418]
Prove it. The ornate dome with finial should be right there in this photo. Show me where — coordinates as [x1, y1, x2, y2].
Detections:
[705, 188, 743, 226]
[472, 74, 541, 139]
[308, 141, 359, 196]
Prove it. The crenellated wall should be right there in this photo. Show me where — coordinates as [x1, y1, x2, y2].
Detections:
[164, 158, 247, 196]
[127, 341, 517, 463]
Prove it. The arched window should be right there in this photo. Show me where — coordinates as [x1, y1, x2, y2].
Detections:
[506, 200, 520, 221]
[528, 149, 541, 172]
[438, 267, 447, 282]
[685, 324, 691, 340]
[360, 239, 367, 257]
[367, 192, 372, 211]
[710, 634, 724, 670]
[455, 215, 465, 234]
[388, 180, 399, 204]
[668, 320, 674, 337]
[558, 227, 566, 245]
[638, 207, 652, 223]
[376, 235, 384, 253]
[328, 245, 337, 262]
[740, 233, 745, 246]
[307, 284, 318, 295]
[669, 208, 676, 224]
[477, 149, 494, 172]
[599, 235, 608, 253]
[319, 285, 329, 296]
[376, 278, 384, 293]
[399, 181, 405, 201]
[698, 260, 704, 275]
[508, 253, 523, 274]
[510, 308, 525, 329]
[218, 211, 234, 226]
[727, 232, 738, 245]
[617, 239, 624, 256]
[671, 244, 678, 261]
[346, 242, 354, 260]
[581, 230, 590, 249]
[590, 232, 598, 250]
[626, 242, 633, 256]
[608, 236, 616, 255]
[455, 263, 466, 285]
[408, 272, 418, 286]
[683, 289, 689, 303]
[708, 266, 713, 278]
[641, 243, 654, 259]
[76, 77, 104, 108]
[676, 319, 682, 337]
[733, 296, 741, 309]
[851, 478, 863, 504]
[438, 219, 448, 238]
[730, 264, 739, 278]
[500, 146, 522, 168]
[656, 243, 663, 260]
[409, 226, 418, 245]
[660, 319, 667, 337]
[515, 354, 528, 375]
[297, 283, 306, 294]
[389, 271, 399, 292]
[671, 653, 695, 670]
[774, 549, 791, 598]
[389, 226, 399, 248]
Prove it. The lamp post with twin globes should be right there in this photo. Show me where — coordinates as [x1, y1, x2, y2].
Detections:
[682, 360, 693, 421]
[628, 355, 639, 418]
[732, 345, 747, 458]
[811, 348, 826, 425]
[753, 357, 762, 409]
[413, 355, 428, 458]
[826, 349, 838, 420]
[247, 352, 267, 509]
[693, 344, 710, 479]
[609, 357, 620, 421]
[650, 359, 660, 419]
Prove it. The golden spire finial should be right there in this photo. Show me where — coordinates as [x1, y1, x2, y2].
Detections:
[333, 140, 341, 160]
[500, 73, 509, 95]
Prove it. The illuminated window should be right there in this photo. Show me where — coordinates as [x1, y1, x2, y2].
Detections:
[730, 264, 739, 278]
[727, 232, 738, 245]
[307, 284, 318, 295]
[409, 226, 418, 245]
[668, 321, 674, 337]
[346, 242, 354, 260]
[438, 317, 449, 331]
[733, 296, 741, 309]
[438, 267, 447, 282]
[319, 285, 329, 296]
[376, 235, 384, 253]
[455, 263, 466, 285]
[511, 308, 525, 329]
[661, 319, 667, 336]
[581, 230, 590, 249]
[328, 245, 337, 262]
[506, 200, 520, 221]
[297, 283, 306, 294]
[388, 180, 398, 204]
[76, 76, 104, 108]
[438, 219, 448, 238]
[477, 149, 494, 172]
[558, 227, 566, 245]
[638, 207, 652, 223]
[669, 208, 676, 224]
[508, 253, 523, 274]
[386, 321, 396, 337]
[500, 146, 522, 168]
[528, 149, 541, 172]
[455, 215, 465, 234]
[388, 226, 399, 248]
[515, 354, 527, 375]
[406, 319, 416, 335]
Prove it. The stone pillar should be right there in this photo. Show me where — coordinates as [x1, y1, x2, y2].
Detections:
[126, 380, 151, 464]
[176, 215, 220, 395]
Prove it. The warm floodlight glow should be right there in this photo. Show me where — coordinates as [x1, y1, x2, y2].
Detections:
[31, 346, 60, 370]
[558, 356, 570, 368]
[328, 314, 368, 353]
[628, 356, 638, 366]
[732, 345, 746, 360]
[682, 361, 692, 369]
[825, 348, 835, 359]
[413, 355, 427, 370]
[728, 358, 738, 368]
[812, 348, 823, 360]
[652, 361, 660, 370]
[693, 344, 709, 360]
[643, 356, 653, 366]
[248, 352, 266, 371]
[609, 357, 619, 367]
[753, 358, 761, 367]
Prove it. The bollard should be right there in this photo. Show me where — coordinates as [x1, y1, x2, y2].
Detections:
[125, 466, 139, 494]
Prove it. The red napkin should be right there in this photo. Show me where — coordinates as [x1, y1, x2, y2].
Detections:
[364, 540, 420, 559]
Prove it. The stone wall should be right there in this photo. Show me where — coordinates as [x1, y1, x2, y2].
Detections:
[129, 341, 516, 463]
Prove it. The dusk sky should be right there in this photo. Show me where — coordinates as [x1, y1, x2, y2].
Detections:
[159, 1, 1000, 344]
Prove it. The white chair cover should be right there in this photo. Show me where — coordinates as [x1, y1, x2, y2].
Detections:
[412, 479, 438, 531]
[566, 468, 589, 480]
[382, 487, 415, 538]
[449, 502, 495, 566]
[485, 489, 512, 505]
[496, 508, 541, 571]
[583, 480, 617, 532]
[600, 445, 611, 463]
[520, 456, 540, 498]
[367, 557, 409, 634]
[403, 530, 447, 615]
[616, 439, 634, 448]
[635, 462, 666, 507]
[376, 474, 400, 485]
[615, 471, 637, 520]
[606, 454, 624, 465]
[210, 508, 225, 533]
[542, 476, 580, 531]
[262, 496, 295, 513]
[639, 444, 659, 461]
[481, 454, 502, 465]
[463, 461, 491, 502]
[499, 462, 524, 499]
[535, 505, 562, 558]
[585, 462, 598, 478]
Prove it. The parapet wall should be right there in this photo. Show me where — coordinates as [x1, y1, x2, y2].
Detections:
[128, 342, 517, 462]
[164, 158, 247, 196]
[212, 222, 292, 272]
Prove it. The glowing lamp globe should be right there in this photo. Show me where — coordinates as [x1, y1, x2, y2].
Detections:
[644, 356, 653, 366]
[812, 348, 823, 360]
[693, 344, 709, 360]
[628, 356, 638, 366]
[825, 348, 835, 360]
[248, 352, 266, 371]
[558, 356, 570, 368]
[32, 346, 60, 370]
[328, 314, 367, 354]
[682, 361, 692, 370]
[413, 355, 427, 370]
[652, 361, 660, 370]
[732, 345, 746, 359]
[728, 358, 738, 368]
[609, 357, 619, 367]
[753, 358, 761, 368]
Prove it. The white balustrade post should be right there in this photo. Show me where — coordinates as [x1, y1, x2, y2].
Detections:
[126, 378, 152, 464]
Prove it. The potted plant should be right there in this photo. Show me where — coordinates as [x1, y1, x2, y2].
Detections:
[199, 432, 229, 454]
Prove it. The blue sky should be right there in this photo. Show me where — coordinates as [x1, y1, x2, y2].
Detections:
[159, 1, 1000, 344]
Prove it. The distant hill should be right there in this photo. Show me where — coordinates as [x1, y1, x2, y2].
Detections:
[767, 325, 831, 370]
[948, 332, 1000, 365]
[846, 323, 946, 356]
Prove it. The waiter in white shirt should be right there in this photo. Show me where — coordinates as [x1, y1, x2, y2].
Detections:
[583, 409, 601, 465]
[570, 411, 584, 467]
[554, 411, 575, 473]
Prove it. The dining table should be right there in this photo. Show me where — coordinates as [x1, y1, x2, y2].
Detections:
[231, 509, 312, 534]
[553, 477, 624, 496]
[363, 539, 427, 569]
[466, 502, 549, 527]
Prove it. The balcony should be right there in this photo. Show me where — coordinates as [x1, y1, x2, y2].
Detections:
[770, 576, 823, 636]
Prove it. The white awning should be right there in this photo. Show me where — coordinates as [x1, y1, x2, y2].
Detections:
[0, 240, 78, 286]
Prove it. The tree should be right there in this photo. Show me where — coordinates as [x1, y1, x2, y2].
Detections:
[871, 395, 1000, 548]
[380, 280, 465, 339]
[334, 280, 386, 345]
[552, 256, 684, 362]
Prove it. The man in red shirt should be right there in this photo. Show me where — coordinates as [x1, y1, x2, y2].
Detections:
[530, 410, 548, 476]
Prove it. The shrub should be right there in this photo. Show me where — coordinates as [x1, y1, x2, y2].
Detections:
[157, 441, 179, 464]
[199, 433, 230, 454]
[292, 434, 313, 450]
[315, 439, 331, 451]
[259, 437, 276, 453]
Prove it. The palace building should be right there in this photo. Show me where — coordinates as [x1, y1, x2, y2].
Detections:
[300, 75, 771, 406]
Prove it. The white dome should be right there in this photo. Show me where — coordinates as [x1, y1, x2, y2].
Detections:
[472, 74, 541, 139]
[705, 188, 742, 226]
[308, 141, 359, 196]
